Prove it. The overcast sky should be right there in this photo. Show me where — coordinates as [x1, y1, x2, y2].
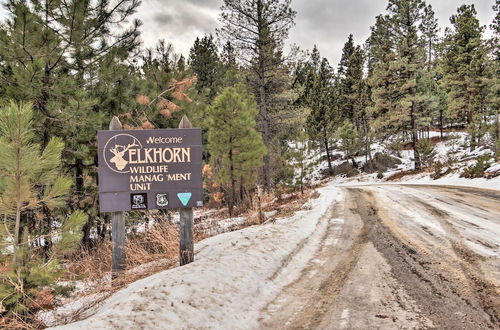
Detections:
[0, 0, 496, 66]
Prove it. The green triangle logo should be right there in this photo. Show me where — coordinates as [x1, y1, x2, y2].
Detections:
[177, 192, 192, 206]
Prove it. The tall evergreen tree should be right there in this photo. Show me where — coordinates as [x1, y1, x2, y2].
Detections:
[218, 0, 296, 190]
[0, 0, 142, 247]
[369, 0, 428, 170]
[337, 120, 361, 167]
[208, 85, 266, 215]
[337, 34, 358, 124]
[366, 15, 394, 77]
[303, 54, 337, 174]
[189, 34, 223, 102]
[421, 4, 439, 69]
[442, 5, 488, 149]
[490, 0, 500, 148]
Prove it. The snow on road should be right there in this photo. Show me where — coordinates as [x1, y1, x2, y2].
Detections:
[52, 182, 344, 329]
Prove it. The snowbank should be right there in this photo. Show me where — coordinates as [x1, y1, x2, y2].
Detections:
[52, 182, 343, 329]
[337, 174, 500, 191]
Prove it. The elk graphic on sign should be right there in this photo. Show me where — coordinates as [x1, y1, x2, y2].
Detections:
[109, 141, 138, 171]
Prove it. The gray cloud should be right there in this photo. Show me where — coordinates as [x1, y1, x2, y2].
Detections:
[0, 0, 495, 67]
[289, 0, 386, 65]
[289, 0, 495, 65]
[181, 0, 220, 7]
[135, 0, 221, 54]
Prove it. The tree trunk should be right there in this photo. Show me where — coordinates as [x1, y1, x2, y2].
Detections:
[363, 119, 372, 162]
[409, 75, 421, 170]
[13, 207, 21, 264]
[350, 155, 358, 169]
[495, 107, 499, 141]
[82, 220, 92, 249]
[13, 120, 22, 264]
[440, 110, 444, 139]
[467, 90, 476, 151]
[300, 163, 304, 195]
[411, 104, 421, 170]
[323, 127, 332, 174]
[240, 176, 244, 205]
[259, 73, 271, 191]
[228, 146, 235, 216]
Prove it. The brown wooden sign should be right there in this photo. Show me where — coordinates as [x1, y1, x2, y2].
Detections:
[97, 128, 202, 212]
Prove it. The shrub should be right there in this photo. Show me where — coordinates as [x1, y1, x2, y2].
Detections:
[461, 154, 492, 178]
[416, 138, 436, 167]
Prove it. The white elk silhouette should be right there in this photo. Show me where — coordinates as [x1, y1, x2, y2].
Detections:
[109, 141, 139, 171]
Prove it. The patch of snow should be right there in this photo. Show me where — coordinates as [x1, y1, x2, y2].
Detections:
[51, 182, 344, 330]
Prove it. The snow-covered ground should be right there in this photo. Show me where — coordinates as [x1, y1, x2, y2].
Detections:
[51, 182, 344, 329]
[310, 131, 500, 190]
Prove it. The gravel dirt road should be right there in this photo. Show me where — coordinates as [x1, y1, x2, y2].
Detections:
[260, 185, 500, 329]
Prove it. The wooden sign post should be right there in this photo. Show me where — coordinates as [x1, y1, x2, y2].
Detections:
[99, 115, 200, 278]
[178, 115, 194, 266]
[109, 116, 126, 278]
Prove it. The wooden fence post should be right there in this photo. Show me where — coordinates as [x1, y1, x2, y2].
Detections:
[178, 115, 194, 266]
[109, 116, 126, 278]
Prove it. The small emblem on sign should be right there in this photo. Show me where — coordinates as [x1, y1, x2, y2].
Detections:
[131, 193, 147, 209]
[196, 201, 203, 207]
[104, 134, 143, 174]
[156, 193, 169, 207]
[177, 192, 192, 206]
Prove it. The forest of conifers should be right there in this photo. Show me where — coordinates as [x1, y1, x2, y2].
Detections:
[0, 0, 498, 325]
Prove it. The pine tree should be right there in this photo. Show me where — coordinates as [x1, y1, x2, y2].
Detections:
[337, 34, 358, 124]
[369, 0, 429, 170]
[302, 51, 337, 174]
[285, 129, 315, 195]
[337, 120, 361, 167]
[489, 0, 500, 150]
[442, 5, 488, 149]
[421, 4, 439, 69]
[220, 41, 243, 88]
[365, 15, 395, 159]
[366, 14, 397, 131]
[0, 0, 142, 247]
[219, 0, 296, 190]
[366, 15, 394, 77]
[189, 34, 223, 101]
[337, 35, 369, 157]
[0, 102, 86, 316]
[207, 85, 266, 215]
[176, 54, 187, 74]
[221, 41, 238, 68]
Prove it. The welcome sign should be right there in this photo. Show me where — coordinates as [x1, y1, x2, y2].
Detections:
[97, 128, 203, 212]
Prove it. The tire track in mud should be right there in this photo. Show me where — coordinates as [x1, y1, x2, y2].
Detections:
[413, 198, 500, 327]
[260, 196, 365, 330]
[288, 223, 367, 329]
[267, 202, 335, 282]
[352, 188, 499, 329]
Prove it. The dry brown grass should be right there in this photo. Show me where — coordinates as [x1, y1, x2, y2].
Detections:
[125, 222, 179, 267]
[43, 221, 180, 327]
[0, 313, 46, 330]
[65, 221, 179, 281]
[385, 168, 429, 181]
[400, 136, 450, 150]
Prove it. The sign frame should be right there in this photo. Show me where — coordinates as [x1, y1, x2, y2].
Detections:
[97, 127, 203, 212]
